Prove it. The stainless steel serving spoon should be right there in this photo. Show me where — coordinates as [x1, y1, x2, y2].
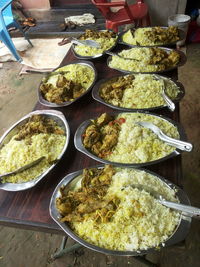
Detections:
[136, 121, 193, 152]
[123, 184, 200, 219]
[106, 51, 140, 61]
[0, 156, 45, 182]
[153, 74, 176, 112]
[122, 184, 200, 219]
[71, 37, 101, 48]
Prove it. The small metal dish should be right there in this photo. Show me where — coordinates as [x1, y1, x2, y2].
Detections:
[71, 31, 118, 60]
[74, 111, 188, 168]
[49, 165, 191, 256]
[0, 110, 70, 191]
[38, 61, 97, 108]
[118, 26, 185, 48]
[107, 47, 187, 74]
[92, 73, 185, 112]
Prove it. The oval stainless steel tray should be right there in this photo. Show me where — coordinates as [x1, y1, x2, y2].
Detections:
[74, 111, 188, 168]
[118, 27, 185, 48]
[49, 165, 191, 256]
[0, 110, 70, 191]
[107, 47, 187, 74]
[92, 73, 185, 112]
[71, 31, 118, 60]
[38, 60, 97, 108]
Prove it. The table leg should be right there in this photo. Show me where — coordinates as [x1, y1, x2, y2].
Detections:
[51, 236, 83, 260]
[132, 255, 158, 267]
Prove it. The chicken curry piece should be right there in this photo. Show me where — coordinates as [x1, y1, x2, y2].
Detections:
[132, 26, 179, 45]
[146, 48, 180, 68]
[79, 29, 116, 41]
[15, 115, 64, 141]
[99, 75, 135, 104]
[82, 113, 125, 158]
[56, 165, 120, 224]
[40, 73, 85, 104]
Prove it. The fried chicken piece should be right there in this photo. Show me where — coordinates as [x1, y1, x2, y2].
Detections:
[96, 113, 113, 127]
[83, 124, 101, 149]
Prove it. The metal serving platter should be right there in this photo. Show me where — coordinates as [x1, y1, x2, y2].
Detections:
[107, 47, 187, 74]
[71, 31, 118, 60]
[92, 73, 185, 112]
[49, 165, 191, 256]
[38, 61, 97, 108]
[118, 26, 185, 48]
[0, 110, 70, 191]
[74, 111, 188, 168]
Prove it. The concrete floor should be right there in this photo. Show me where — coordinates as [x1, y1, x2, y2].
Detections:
[0, 43, 200, 267]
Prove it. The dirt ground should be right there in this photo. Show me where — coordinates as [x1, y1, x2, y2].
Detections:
[0, 43, 200, 267]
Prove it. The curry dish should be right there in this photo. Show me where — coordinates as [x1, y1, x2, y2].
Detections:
[15, 115, 64, 141]
[56, 166, 180, 251]
[83, 113, 123, 158]
[99, 74, 180, 109]
[81, 112, 180, 164]
[40, 64, 95, 104]
[0, 115, 66, 183]
[108, 47, 181, 72]
[122, 26, 180, 46]
[56, 165, 118, 223]
[74, 29, 117, 57]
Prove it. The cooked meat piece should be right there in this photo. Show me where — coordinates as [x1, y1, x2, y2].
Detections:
[96, 113, 113, 127]
[109, 88, 123, 100]
[168, 50, 180, 64]
[77, 200, 107, 214]
[91, 141, 102, 155]
[56, 165, 117, 224]
[14, 115, 64, 140]
[83, 124, 100, 149]
[56, 74, 67, 87]
[73, 85, 85, 98]
[79, 29, 116, 41]
[101, 133, 118, 151]
[56, 200, 72, 216]
[40, 73, 86, 103]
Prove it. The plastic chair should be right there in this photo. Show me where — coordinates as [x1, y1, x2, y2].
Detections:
[91, 0, 151, 32]
[0, 0, 33, 62]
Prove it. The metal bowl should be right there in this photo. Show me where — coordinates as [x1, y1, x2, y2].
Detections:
[107, 47, 187, 74]
[38, 61, 97, 108]
[92, 73, 185, 112]
[49, 165, 191, 256]
[74, 111, 188, 168]
[0, 110, 70, 191]
[71, 31, 118, 60]
[118, 27, 185, 48]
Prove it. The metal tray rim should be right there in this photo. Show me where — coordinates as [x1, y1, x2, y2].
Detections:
[107, 47, 187, 74]
[49, 165, 191, 256]
[0, 110, 70, 191]
[38, 60, 97, 108]
[74, 111, 188, 168]
[92, 73, 185, 112]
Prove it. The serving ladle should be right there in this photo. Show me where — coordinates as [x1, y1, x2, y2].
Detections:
[106, 51, 140, 61]
[153, 74, 176, 112]
[123, 184, 200, 219]
[136, 121, 193, 152]
[0, 156, 45, 182]
[71, 37, 101, 48]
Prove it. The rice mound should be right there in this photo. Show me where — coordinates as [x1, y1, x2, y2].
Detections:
[71, 167, 180, 251]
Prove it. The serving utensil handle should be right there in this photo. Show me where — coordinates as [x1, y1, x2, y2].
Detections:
[159, 131, 193, 152]
[161, 91, 175, 112]
[160, 200, 200, 219]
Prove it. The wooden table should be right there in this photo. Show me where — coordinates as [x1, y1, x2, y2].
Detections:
[0, 48, 182, 235]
